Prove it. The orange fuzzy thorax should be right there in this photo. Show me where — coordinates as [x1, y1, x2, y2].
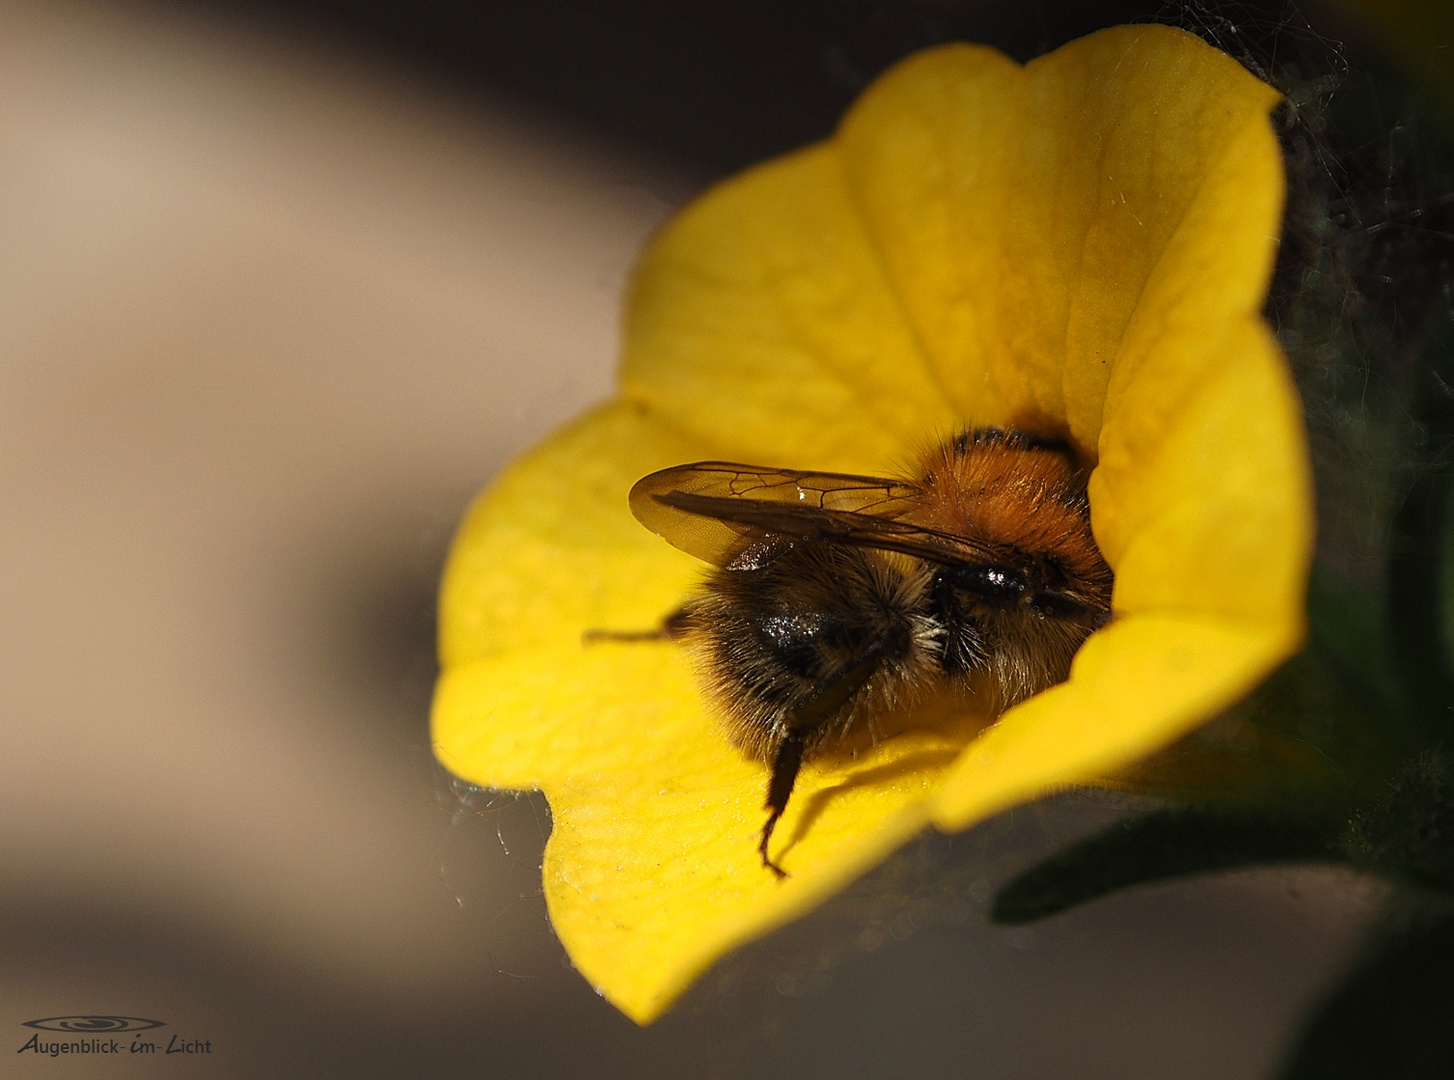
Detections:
[908, 434, 1110, 602]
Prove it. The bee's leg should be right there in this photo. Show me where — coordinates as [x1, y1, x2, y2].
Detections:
[759, 729, 806, 879]
[758, 626, 909, 878]
[581, 605, 694, 644]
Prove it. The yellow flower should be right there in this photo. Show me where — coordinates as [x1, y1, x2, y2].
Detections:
[432, 24, 1312, 1023]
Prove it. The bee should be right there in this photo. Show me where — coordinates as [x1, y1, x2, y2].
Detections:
[614, 428, 1114, 877]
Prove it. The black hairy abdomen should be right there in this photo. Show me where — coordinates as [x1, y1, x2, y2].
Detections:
[685, 543, 929, 757]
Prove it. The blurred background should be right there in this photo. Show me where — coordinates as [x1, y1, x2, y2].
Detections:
[0, 0, 1440, 1076]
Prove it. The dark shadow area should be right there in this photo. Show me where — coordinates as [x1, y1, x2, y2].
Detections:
[176, 0, 1340, 174]
[0, 791, 1376, 1080]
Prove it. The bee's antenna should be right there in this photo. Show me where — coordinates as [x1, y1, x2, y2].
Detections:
[581, 627, 671, 644]
[580, 605, 695, 645]
[760, 730, 806, 879]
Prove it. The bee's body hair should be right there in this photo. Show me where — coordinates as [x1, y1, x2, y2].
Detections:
[624, 427, 1114, 875]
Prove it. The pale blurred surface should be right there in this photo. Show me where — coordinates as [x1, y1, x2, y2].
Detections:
[0, 1, 1382, 1076]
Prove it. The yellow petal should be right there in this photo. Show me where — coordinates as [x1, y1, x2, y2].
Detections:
[929, 315, 1313, 828]
[433, 24, 1313, 1023]
[835, 26, 1283, 455]
[543, 706, 974, 1023]
[825, 26, 1309, 825]
[621, 143, 960, 473]
[433, 402, 986, 1021]
[932, 613, 1301, 829]
[437, 402, 702, 672]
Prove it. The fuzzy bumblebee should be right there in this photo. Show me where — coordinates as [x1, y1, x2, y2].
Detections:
[624, 428, 1114, 876]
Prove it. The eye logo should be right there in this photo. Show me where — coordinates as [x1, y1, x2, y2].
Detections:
[22, 1017, 165, 1034]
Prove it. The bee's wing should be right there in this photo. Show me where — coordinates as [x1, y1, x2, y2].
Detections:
[629, 461, 1010, 568]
